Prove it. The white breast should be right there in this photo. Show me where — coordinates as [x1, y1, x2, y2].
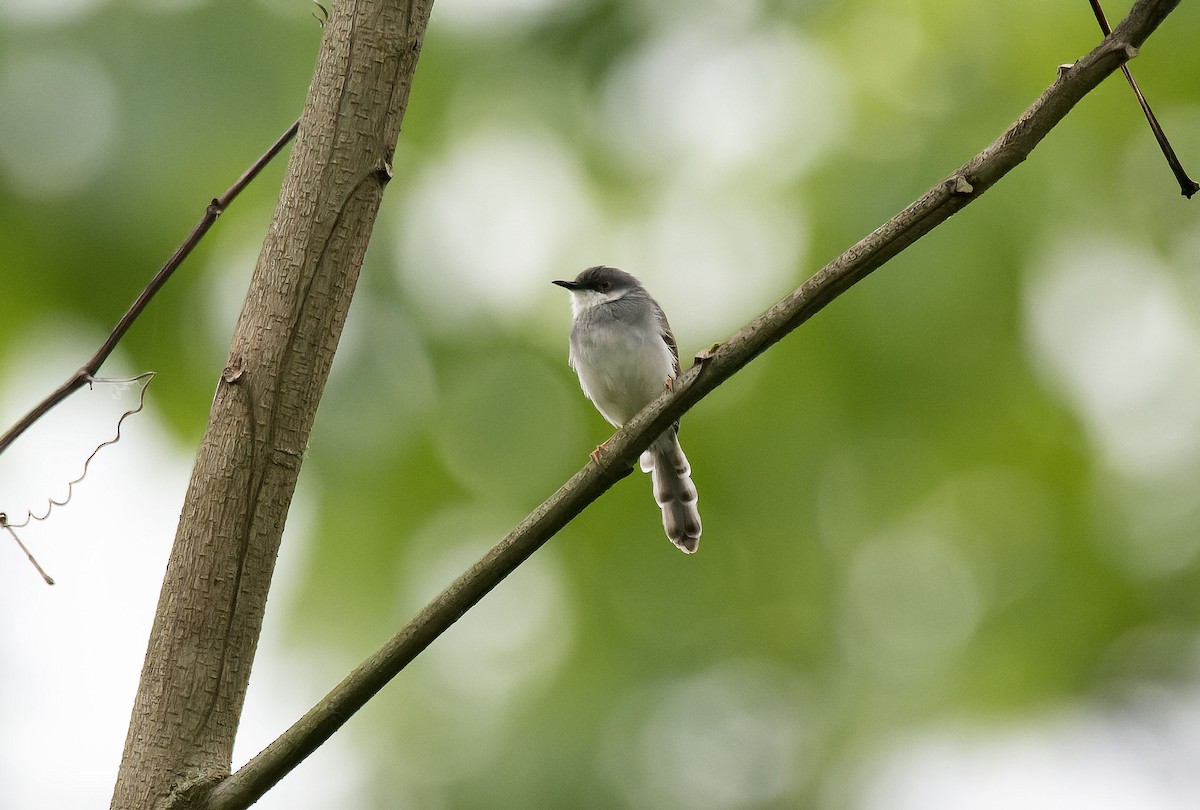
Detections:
[570, 313, 675, 427]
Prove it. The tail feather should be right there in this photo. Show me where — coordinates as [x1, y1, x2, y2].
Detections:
[644, 432, 702, 553]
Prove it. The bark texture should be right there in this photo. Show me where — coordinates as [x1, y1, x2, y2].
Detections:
[109, 2, 433, 808]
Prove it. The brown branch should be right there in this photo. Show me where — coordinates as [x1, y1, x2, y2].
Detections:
[111, 1, 434, 807]
[0, 120, 299, 459]
[1089, 0, 1199, 197]
[200, 1, 1184, 807]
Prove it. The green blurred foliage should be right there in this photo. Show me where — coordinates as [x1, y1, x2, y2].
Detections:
[3, 0, 1200, 807]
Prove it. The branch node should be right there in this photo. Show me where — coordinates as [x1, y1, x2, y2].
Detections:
[1122, 43, 1139, 61]
[166, 770, 225, 810]
[1057, 62, 1076, 78]
[375, 157, 394, 184]
[951, 175, 974, 195]
[222, 361, 245, 385]
[0, 120, 297, 461]
[693, 342, 721, 367]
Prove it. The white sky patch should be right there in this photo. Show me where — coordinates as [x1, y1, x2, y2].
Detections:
[600, 22, 846, 182]
[232, 480, 369, 810]
[0, 327, 364, 810]
[852, 692, 1200, 810]
[0, 332, 183, 808]
[431, 0, 581, 35]
[601, 660, 817, 809]
[1025, 238, 1200, 579]
[394, 128, 802, 352]
[394, 127, 600, 331]
[606, 181, 805, 346]
[1024, 238, 1200, 480]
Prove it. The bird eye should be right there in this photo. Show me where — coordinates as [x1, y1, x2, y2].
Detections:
[597, 281, 611, 292]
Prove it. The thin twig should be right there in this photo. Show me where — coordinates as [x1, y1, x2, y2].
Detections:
[1089, 0, 1198, 197]
[0, 119, 301, 459]
[1, 518, 54, 585]
[202, 2, 1182, 808]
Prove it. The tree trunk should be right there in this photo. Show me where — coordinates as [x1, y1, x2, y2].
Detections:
[109, 2, 433, 807]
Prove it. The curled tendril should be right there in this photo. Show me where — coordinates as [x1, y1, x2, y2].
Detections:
[2, 371, 156, 530]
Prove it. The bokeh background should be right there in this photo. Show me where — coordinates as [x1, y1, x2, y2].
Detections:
[3, 0, 1200, 807]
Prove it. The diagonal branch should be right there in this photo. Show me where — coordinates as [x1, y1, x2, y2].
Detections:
[202, 1, 1184, 807]
[0, 120, 299, 459]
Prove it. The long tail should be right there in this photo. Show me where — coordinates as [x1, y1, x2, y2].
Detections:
[641, 429, 702, 553]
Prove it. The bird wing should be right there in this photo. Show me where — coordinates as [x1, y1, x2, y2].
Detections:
[654, 302, 681, 377]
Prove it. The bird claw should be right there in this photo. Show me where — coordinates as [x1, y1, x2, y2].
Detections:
[590, 436, 615, 463]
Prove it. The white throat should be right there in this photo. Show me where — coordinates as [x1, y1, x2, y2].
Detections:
[569, 287, 628, 319]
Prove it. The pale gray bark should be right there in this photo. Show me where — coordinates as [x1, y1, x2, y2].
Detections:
[109, 2, 433, 808]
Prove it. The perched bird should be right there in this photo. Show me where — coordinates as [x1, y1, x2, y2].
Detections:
[552, 266, 702, 553]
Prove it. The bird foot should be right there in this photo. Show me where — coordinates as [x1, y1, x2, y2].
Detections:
[590, 436, 615, 463]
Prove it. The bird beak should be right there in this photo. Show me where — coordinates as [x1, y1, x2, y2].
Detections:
[552, 279, 581, 290]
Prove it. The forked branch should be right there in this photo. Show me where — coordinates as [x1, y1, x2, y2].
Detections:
[201, 2, 1185, 808]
